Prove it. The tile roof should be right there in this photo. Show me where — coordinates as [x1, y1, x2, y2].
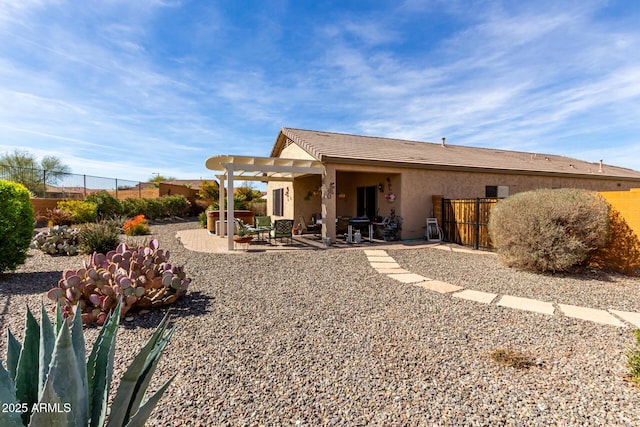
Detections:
[278, 128, 640, 180]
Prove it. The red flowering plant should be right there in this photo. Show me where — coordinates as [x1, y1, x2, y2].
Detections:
[123, 214, 150, 236]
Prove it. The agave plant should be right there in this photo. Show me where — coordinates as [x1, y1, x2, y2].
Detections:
[0, 301, 175, 426]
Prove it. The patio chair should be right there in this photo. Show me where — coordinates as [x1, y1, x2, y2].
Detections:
[269, 219, 294, 244]
[235, 218, 258, 237]
[336, 216, 351, 238]
[298, 215, 321, 235]
[253, 216, 272, 241]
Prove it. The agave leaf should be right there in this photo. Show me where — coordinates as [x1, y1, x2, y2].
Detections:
[126, 325, 176, 418]
[87, 301, 122, 427]
[0, 363, 21, 427]
[6, 330, 21, 381]
[29, 377, 68, 427]
[71, 307, 89, 420]
[123, 374, 176, 427]
[15, 306, 40, 425]
[106, 313, 172, 427]
[47, 322, 85, 427]
[38, 305, 55, 399]
[54, 303, 64, 336]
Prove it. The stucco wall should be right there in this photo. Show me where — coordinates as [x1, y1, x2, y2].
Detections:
[280, 143, 316, 160]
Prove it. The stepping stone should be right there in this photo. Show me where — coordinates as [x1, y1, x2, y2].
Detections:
[453, 290, 497, 304]
[558, 304, 624, 327]
[375, 268, 409, 274]
[387, 273, 430, 284]
[366, 256, 397, 263]
[370, 262, 401, 269]
[609, 310, 640, 328]
[497, 295, 555, 315]
[414, 280, 463, 294]
[364, 250, 388, 256]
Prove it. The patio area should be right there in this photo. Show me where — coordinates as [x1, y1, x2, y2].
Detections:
[176, 227, 445, 254]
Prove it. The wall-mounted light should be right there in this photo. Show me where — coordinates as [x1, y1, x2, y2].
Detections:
[378, 183, 384, 192]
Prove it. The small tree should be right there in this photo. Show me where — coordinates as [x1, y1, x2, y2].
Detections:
[0, 149, 71, 195]
[0, 180, 35, 273]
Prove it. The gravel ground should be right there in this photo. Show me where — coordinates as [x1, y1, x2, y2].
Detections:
[1, 220, 640, 426]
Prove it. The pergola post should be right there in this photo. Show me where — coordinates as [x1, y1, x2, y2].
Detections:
[322, 166, 336, 242]
[225, 164, 235, 251]
[217, 175, 226, 237]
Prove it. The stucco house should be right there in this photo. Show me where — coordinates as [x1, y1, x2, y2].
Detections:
[206, 127, 640, 248]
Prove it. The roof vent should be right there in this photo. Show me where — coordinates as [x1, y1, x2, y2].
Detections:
[441, 137, 446, 147]
[599, 159, 604, 173]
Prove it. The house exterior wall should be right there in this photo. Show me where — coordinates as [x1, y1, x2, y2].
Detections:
[329, 162, 640, 240]
[271, 141, 640, 241]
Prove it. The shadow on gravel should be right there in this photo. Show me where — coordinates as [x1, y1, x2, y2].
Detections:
[0, 271, 61, 295]
[120, 291, 213, 330]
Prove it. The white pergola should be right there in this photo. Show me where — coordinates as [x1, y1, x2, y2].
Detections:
[204, 155, 325, 250]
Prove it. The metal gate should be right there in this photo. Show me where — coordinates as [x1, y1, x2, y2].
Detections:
[441, 198, 499, 250]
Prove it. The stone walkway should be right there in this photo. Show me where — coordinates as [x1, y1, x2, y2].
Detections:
[365, 249, 640, 329]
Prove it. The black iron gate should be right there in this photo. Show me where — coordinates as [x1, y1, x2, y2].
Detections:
[441, 198, 499, 250]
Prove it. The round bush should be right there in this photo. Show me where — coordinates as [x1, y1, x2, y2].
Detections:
[488, 188, 610, 272]
[85, 190, 122, 219]
[0, 180, 35, 273]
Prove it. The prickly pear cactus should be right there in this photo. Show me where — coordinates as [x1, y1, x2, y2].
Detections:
[31, 225, 80, 255]
[46, 239, 190, 324]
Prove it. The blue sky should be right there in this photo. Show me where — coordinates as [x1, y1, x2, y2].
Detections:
[1, 0, 639, 183]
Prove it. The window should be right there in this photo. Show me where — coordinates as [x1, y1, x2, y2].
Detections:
[485, 185, 509, 198]
[272, 188, 283, 216]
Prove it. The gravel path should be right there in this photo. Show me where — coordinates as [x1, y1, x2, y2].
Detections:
[1, 220, 640, 426]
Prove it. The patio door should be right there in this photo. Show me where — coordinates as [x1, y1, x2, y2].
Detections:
[356, 186, 377, 218]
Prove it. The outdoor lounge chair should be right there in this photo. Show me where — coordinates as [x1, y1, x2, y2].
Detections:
[269, 219, 293, 244]
[235, 218, 259, 237]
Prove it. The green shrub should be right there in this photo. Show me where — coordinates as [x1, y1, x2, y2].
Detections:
[0, 180, 35, 273]
[159, 195, 190, 217]
[488, 188, 609, 272]
[78, 222, 120, 254]
[57, 200, 98, 224]
[121, 198, 162, 220]
[0, 302, 174, 426]
[85, 190, 122, 219]
[628, 329, 640, 385]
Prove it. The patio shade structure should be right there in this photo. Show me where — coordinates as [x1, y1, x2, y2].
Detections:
[205, 155, 324, 250]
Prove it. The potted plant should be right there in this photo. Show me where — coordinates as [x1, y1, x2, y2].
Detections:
[233, 221, 254, 243]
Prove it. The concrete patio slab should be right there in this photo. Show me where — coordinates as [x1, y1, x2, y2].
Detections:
[609, 310, 640, 328]
[370, 262, 402, 269]
[375, 268, 410, 274]
[366, 256, 398, 263]
[497, 295, 555, 315]
[452, 290, 497, 304]
[387, 273, 431, 284]
[364, 250, 389, 256]
[558, 304, 625, 327]
[415, 280, 463, 294]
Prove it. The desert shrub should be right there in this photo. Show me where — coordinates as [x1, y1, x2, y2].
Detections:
[589, 208, 640, 276]
[0, 180, 35, 272]
[488, 188, 609, 272]
[57, 199, 98, 224]
[159, 194, 190, 217]
[85, 190, 122, 219]
[123, 214, 150, 236]
[31, 225, 80, 255]
[45, 207, 74, 226]
[121, 197, 162, 219]
[78, 222, 121, 254]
